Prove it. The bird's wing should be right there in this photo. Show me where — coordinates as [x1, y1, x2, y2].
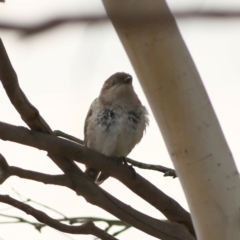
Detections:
[83, 98, 98, 146]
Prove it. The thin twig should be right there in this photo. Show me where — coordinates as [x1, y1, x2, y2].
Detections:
[0, 212, 130, 235]
[0, 213, 42, 230]
[126, 158, 177, 178]
[1, 211, 131, 238]
[112, 226, 131, 237]
[28, 199, 68, 219]
[9, 186, 68, 218]
[54, 130, 84, 145]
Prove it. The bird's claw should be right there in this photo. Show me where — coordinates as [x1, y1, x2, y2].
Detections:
[113, 156, 136, 179]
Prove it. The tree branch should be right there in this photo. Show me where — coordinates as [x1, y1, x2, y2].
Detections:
[0, 152, 195, 239]
[0, 195, 118, 240]
[0, 188, 130, 236]
[0, 39, 195, 239]
[0, 124, 195, 238]
[54, 130, 177, 178]
[126, 158, 177, 178]
[0, 11, 239, 36]
[0, 41, 52, 133]
[0, 212, 45, 230]
[0, 15, 108, 36]
[0, 212, 130, 236]
[0, 153, 71, 188]
[54, 130, 84, 145]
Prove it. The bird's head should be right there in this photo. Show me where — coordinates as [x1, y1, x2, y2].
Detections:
[101, 72, 132, 92]
[99, 72, 137, 105]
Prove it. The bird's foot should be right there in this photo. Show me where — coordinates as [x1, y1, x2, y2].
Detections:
[120, 156, 128, 165]
[114, 156, 136, 179]
[113, 156, 128, 166]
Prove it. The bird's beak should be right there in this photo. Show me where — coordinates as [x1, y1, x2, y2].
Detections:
[124, 76, 132, 84]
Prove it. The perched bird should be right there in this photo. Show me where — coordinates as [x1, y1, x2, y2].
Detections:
[84, 72, 148, 184]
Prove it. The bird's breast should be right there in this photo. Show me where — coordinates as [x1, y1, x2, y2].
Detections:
[86, 107, 146, 157]
[96, 108, 142, 131]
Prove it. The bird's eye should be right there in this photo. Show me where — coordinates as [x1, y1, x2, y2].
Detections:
[111, 81, 116, 86]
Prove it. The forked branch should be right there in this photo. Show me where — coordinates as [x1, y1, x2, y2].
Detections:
[0, 195, 118, 240]
[0, 39, 195, 239]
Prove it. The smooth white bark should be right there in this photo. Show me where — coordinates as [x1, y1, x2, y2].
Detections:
[102, 1, 240, 239]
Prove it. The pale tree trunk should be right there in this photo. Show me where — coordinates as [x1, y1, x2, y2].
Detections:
[102, 1, 240, 239]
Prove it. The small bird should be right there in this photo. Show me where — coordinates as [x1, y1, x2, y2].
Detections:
[84, 72, 148, 184]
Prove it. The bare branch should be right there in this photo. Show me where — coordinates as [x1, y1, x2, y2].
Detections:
[54, 130, 177, 178]
[0, 39, 195, 239]
[0, 152, 195, 239]
[0, 154, 9, 184]
[0, 15, 108, 36]
[0, 212, 130, 236]
[0, 187, 130, 235]
[0, 212, 44, 230]
[0, 123, 195, 238]
[0, 195, 118, 240]
[112, 226, 131, 237]
[0, 38, 85, 176]
[25, 199, 68, 219]
[2, 187, 130, 233]
[54, 130, 84, 145]
[0, 153, 195, 239]
[0, 39, 52, 133]
[0, 10, 239, 36]
[126, 158, 177, 178]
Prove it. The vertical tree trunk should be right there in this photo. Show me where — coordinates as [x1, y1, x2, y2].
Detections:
[102, 1, 240, 239]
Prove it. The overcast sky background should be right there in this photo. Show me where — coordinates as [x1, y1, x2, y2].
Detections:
[0, 0, 240, 239]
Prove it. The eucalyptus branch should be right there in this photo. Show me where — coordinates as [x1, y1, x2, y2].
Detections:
[54, 130, 84, 145]
[0, 39, 195, 239]
[0, 195, 118, 240]
[0, 11, 240, 36]
[0, 15, 108, 36]
[26, 198, 68, 219]
[0, 152, 195, 239]
[0, 126, 196, 239]
[53, 130, 177, 178]
[0, 123, 195, 239]
[126, 158, 177, 178]
[0, 213, 43, 231]
[0, 188, 131, 236]
[0, 212, 130, 236]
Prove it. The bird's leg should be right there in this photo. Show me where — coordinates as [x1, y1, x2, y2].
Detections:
[115, 156, 136, 179]
[113, 156, 128, 166]
[121, 157, 128, 165]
